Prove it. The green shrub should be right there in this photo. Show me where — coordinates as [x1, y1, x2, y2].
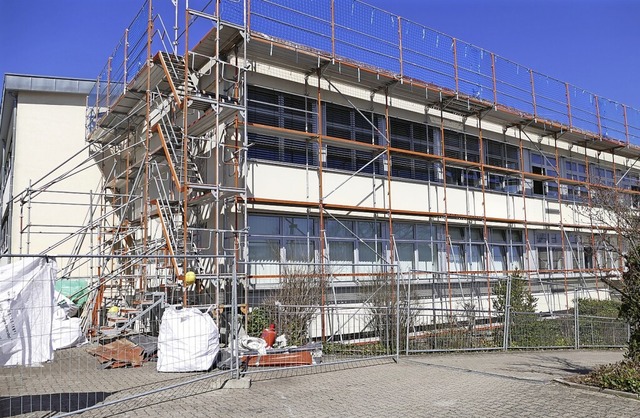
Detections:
[574, 298, 621, 318]
[577, 360, 640, 395]
[247, 307, 271, 337]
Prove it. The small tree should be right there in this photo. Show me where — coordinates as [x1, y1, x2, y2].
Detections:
[582, 185, 640, 359]
[255, 265, 324, 346]
[493, 273, 537, 314]
[620, 250, 640, 360]
[360, 271, 416, 354]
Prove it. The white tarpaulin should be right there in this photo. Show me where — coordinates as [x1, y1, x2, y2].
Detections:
[157, 306, 219, 372]
[51, 291, 85, 350]
[0, 258, 57, 366]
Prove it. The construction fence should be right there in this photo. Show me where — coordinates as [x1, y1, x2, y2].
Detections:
[0, 255, 628, 416]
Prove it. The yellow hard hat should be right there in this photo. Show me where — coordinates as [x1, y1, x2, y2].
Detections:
[185, 271, 196, 285]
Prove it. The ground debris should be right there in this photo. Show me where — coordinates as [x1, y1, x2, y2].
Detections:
[87, 338, 145, 368]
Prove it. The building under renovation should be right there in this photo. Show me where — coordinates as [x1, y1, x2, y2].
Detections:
[2, 0, 639, 343]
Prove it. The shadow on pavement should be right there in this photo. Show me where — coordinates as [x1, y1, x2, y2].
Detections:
[0, 392, 112, 416]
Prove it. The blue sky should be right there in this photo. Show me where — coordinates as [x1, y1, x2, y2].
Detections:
[1, 0, 639, 110]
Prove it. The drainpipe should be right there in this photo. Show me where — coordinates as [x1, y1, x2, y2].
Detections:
[5, 93, 18, 255]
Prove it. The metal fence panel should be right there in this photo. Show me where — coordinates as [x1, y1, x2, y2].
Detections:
[407, 307, 502, 353]
[578, 315, 628, 348]
[508, 312, 575, 349]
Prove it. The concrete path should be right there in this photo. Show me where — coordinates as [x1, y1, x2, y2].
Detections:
[78, 349, 638, 417]
[4, 349, 638, 417]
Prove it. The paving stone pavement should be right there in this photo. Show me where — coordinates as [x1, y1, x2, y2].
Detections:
[3, 349, 639, 417]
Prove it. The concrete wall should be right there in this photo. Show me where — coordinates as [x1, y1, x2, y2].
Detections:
[11, 91, 102, 256]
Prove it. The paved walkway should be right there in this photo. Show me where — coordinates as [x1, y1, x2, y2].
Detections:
[4, 349, 639, 417]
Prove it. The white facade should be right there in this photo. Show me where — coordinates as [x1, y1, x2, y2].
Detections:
[0, 75, 99, 260]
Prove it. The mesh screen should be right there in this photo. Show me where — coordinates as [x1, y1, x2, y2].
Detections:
[532, 72, 569, 126]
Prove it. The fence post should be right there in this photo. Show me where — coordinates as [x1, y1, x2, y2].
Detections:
[406, 272, 411, 355]
[231, 257, 240, 380]
[574, 288, 579, 349]
[503, 276, 511, 351]
[396, 263, 401, 362]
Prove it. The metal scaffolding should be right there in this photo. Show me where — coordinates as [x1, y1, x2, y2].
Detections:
[9, 0, 640, 343]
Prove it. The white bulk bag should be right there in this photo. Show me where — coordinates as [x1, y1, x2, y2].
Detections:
[0, 258, 56, 366]
[157, 306, 219, 372]
[51, 306, 85, 350]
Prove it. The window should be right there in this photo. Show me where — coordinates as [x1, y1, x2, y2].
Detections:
[394, 222, 442, 273]
[442, 130, 480, 162]
[618, 169, 640, 190]
[0, 214, 8, 255]
[530, 153, 558, 197]
[324, 102, 383, 174]
[595, 235, 618, 270]
[567, 233, 592, 270]
[534, 231, 564, 271]
[617, 169, 640, 207]
[448, 226, 484, 272]
[249, 240, 280, 276]
[285, 240, 315, 262]
[326, 219, 387, 278]
[390, 118, 434, 153]
[486, 173, 521, 194]
[248, 214, 319, 279]
[247, 86, 317, 165]
[440, 129, 481, 189]
[563, 159, 588, 201]
[484, 139, 521, 193]
[490, 229, 524, 272]
[392, 156, 441, 182]
[389, 118, 441, 182]
[485, 139, 519, 169]
[446, 167, 481, 188]
[590, 165, 614, 187]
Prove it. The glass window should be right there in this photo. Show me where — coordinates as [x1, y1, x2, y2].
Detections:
[285, 240, 315, 262]
[358, 221, 380, 239]
[397, 242, 415, 272]
[394, 223, 414, 240]
[249, 215, 280, 235]
[359, 241, 383, 263]
[469, 244, 484, 270]
[329, 241, 354, 260]
[416, 224, 434, 240]
[326, 219, 354, 238]
[249, 239, 280, 276]
[328, 241, 355, 277]
[530, 153, 558, 198]
[247, 86, 316, 165]
[450, 244, 465, 271]
[417, 242, 437, 271]
[492, 245, 508, 271]
[284, 217, 315, 236]
[591, 165, 614, 187]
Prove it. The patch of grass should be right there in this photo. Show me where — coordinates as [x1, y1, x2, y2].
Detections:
[571, 360, 640, 395]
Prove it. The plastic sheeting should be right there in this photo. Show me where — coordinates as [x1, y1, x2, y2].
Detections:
[51, 292, 85, 350]
[0, 258, 57, 366]
[157, 306, 219, 372]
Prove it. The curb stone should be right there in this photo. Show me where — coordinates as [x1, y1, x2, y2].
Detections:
[554, 378, 640, 401]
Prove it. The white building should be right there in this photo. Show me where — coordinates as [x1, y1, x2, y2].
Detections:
[2, 1, 637, 337]
[0, 74, 98, 260]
